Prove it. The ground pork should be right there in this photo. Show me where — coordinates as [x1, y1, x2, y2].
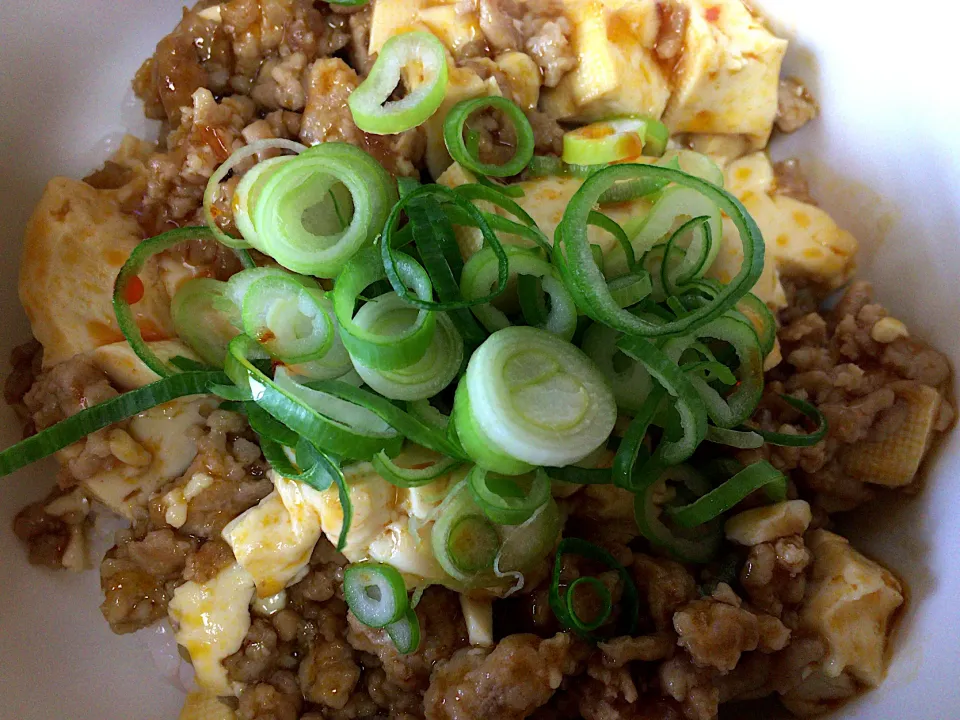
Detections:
[739, 535, 811, 621]
[743, 280, 954, 512]
[348, 586, 469, 693]
[424, 633, 586, 720]
[776, 78, 819, 134]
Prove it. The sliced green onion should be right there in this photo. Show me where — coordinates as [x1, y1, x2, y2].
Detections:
[733, 292, 777, 357]
[114, 228, 245, 377]
[348, 31, 448, 135]
[634, 464, 723, 563]
[467, 466, 551, 525]
[252, 142, 396, 277]
[494, 498, 561, 595]
[241, 276, 335, 364]
[203, 138, 307, 248]
[565, 576, 613, 633]
[350, 293, 464, 400]
[461, 326, 617, 467]
[443, 96, 534, 177]
[381, 184, 509, 312]
[246, 401, 300, 447]
[548, 538, 639, 640]
[334, 246, 437, 371]
[544, 465, 612, 485]
[581, 323, 653, 413]
[0, 371, 226, 477]
[659, 216, 715, 296]
[451, 381, 535, 476]
[431, 481, 499, 584]
[371, 450, 463, 488]
[615, 335, 708, 465]
[385, 607, 421, 654]
[259, 436, 340, 493]
[225, 336, 400, 459]
[666, 460, 787, 528]
[301, 378, 465, 458]
[171, 278, 240, 367]
[562, 116, 666, 166]
[555, 164, 763, 339]
[224, 267, 320, 315]
[461, 245, 577, 341]
[607, 272, 652, 308]
[525, 155, 565, 178]
[662, 315, 763, 428]
[612, 386, 665, 491]
[344, 562, 409, 628]
[746, 394, 828, 447]
[705, 426, 765, 449]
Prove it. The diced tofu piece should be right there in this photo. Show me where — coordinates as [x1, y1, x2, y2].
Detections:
[77, 396, 217, 519]
[494, 51, 543, 110]
[223, 473, 327, 598]
[801, 530, 904, 687]
[724, 499, 812, 546]
[179, 691, 238, 720]
[662, 0, 787, 146]
[460, 595, 495, 647]
[370, 0, 484, 59]
[780, 667, 859, 718]
[19, 177, 173, 367]
[92, 339, 199, 391]
[542, 0, 670, 122]
[169, 562, 256, 696]
[315, 456, 460, 587]
[842, 384, 943, 487]
[708, 152, 858, 310]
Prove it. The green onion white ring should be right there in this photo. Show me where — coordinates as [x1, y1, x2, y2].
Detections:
[460, 326, 617, 467]
[171, 278, 240, 367]
[202, 138, 307, 248]
[351, 293, 464, 400]
[348, 31, 448, 135]
[252, 142, 397, 277]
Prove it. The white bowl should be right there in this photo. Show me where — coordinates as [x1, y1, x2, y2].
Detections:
[0, 2, 958, 718]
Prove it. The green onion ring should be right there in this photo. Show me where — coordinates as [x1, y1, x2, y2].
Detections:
[548, 538, 639, 640]
[0, 371, 226, 477]
[113, 227, 249, 378]
[334, 246, 437, 371]
[666, 460, 787, 528]
[371, 451, 464, 488]
[344, 562, 409, 628]
[466, 465, 551, 525]
[348, 31, 448, 135]
[745, 394, 828, 447]
[385, 607, 422, 654]
[443, 96, 535, 177]
[565, 576, 613, 633]
[203, 138, 307, 248]
[556, 164, 763, 338]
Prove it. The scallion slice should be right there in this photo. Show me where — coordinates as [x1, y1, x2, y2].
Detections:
[556, 164, 763, 338]
[666, 460, 787, 528]
[251, 142, 396, 277]
[334, 246, 437, 371]
[461, 245, 577, 341]
[241, 275, 335, 364]
[113, 227, 248, 378]
[459, 326, 617, 468]
[561, 116, 667, 166]
[371, 450, 463, 488]
[745, 394, 828, 447]
[467, 466, 551, 525]
[548, 538, 639, 640]
[443, 96, 535, 177]
[350, 293, 464, 400]
[385, 607, 421, 654]
[0, 371, 226, 477]
[171, 278, 240, 367]
[348, 31, 448, 134]
[203, 138, 307, 248]
[343, 562, 409, 628]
